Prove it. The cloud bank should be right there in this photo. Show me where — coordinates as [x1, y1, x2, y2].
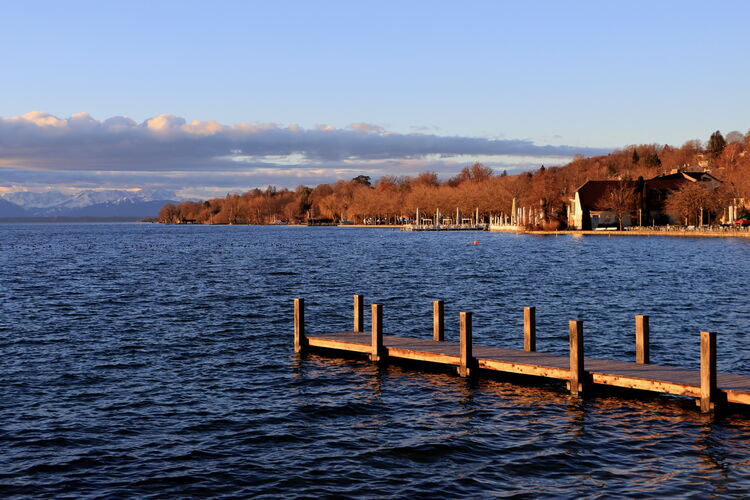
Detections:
[0, 111, 610, 196]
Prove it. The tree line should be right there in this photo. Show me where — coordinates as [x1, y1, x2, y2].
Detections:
[159, 130, 750, 227]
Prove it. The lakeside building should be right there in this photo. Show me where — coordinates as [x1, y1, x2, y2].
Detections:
[568, 169, 723, 230]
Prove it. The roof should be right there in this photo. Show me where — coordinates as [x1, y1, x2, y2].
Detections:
[646, 170, 721, 192]
[574, 171, 723, 209]
[576, 180, 638, 210]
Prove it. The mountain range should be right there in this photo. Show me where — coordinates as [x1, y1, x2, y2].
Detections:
[0, 189, 181, 219]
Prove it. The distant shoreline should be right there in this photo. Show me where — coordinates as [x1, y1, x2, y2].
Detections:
[4, 219, 749, 239]
[0, 217, 142, 223]
[336, 224, 402, 228]
[343, 224, 750, 238]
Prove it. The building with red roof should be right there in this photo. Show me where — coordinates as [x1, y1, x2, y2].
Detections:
[568, 169, 722, 230]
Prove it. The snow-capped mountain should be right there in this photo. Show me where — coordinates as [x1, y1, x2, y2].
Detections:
[42, 189, 177, 213]
[0, 198, 30, 217]
[0, 189, 181, 219]
[3, 190, 70, 208]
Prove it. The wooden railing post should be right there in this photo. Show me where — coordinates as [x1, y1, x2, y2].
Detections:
[370, 304, 384, 362]
[569, 320, 584, 395]
[294, 298, 306, 353]
[524, 306, 536, 352]
[635, 315, 650, 364]
[353, 294, 364, 333]
[459, 312, 473, 377]
[700, 331, 717, 413]
[433, 300, 444, 341]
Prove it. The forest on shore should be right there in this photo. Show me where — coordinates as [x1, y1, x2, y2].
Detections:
[158, 130, 750, 228]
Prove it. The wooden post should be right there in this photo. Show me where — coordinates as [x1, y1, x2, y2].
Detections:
[433, 300, 444, 341]
[353, 294, 364, 333]
[635, 315, 650, 364]
[459, 312, 473, 377]
[700, 331, 717, 413]
[370, 304, 384, 362]
[294, 298, 306, 353]
[524, 306, 536, 352]
[569, 320, 584, 396]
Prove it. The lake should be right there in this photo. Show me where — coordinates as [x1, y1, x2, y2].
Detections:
[2, 223, 750, 497]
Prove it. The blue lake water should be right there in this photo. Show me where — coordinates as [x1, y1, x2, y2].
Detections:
[2, 223, 750, 498]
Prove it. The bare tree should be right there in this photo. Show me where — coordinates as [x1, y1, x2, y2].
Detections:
[158, 203, 179, 223]
[223, 194, 241, 224]
[606, 183, 636, 230]
[665, 183, 721, 226]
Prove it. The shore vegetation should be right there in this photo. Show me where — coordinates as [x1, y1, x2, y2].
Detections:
[159, 130, 750, 227]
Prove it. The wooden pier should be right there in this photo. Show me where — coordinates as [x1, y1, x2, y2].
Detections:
[294, 296, 750, 413]
[401, 223, 488, 232]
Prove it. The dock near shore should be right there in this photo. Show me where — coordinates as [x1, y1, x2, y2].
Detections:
[294, 296, 750, 414]
[401, 223, 488, 232]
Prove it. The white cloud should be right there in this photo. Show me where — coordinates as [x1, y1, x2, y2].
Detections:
[144, 113, 186, 133]
[349, 123, 386, 134]
[0, 111, 610, 195]
[12, 111, 68, 129]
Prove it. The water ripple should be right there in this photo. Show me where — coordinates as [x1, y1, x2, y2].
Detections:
[2, 224, 750, 497]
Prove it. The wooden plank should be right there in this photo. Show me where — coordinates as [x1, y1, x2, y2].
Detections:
[385, 336, 458, 354]
[524, 306, 536, 352]
[478, 358, 570, 379]
[371, 304, 384, 362]
[387, 346, 460, 365]
[717, 373, 750, 392]
[701, 331, 717, 413]
[293, 298, 306, 353]
[302, 332, 750, 409]
[311, 332, 369, 344]
[459, 312, 473, 377]
[353, 294, 364, 333]
[636, 315, 649, 364]
[307, 337, 373, 353]
[569, 320, 584, 395]
[724, 390, 750, 406]
[584, 359, 700, 385]
[475, 348, 571, 372]
[433, 300, 444, 342]
[590, 372, 700, 397]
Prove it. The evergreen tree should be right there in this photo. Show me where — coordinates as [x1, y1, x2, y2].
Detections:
[707, 130, 726, 158]
[632, 148, 640, 164]
[352, 175, 372, 186]
[644, 152, 661, 169]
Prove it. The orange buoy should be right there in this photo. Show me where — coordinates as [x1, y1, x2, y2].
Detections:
[473, 240, 479, 245]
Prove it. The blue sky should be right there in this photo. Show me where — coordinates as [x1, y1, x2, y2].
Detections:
[1, 1, 748, 197]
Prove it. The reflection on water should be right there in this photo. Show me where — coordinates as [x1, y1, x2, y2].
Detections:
[2, 224, 750, 497]
[294, 352, 750, 496]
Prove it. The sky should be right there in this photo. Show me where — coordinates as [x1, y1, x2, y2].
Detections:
[1, 0, 749, 198]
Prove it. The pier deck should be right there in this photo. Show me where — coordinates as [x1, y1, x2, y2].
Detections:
[306, 331, 750, 407]
[401, 223, 487, 231]
[295, 297, 750, 413]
